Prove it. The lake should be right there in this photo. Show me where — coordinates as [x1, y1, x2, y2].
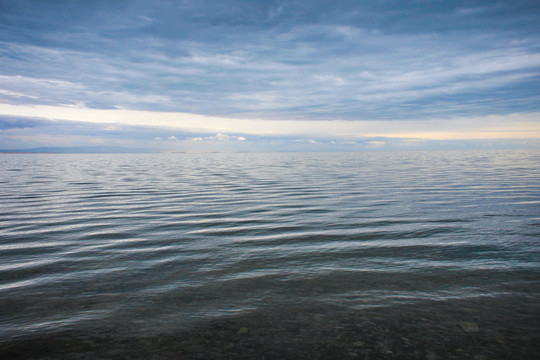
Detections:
[1, 150, 539, 359]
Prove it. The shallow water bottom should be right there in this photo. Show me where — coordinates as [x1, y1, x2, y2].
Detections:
[2, 295, 538, 360]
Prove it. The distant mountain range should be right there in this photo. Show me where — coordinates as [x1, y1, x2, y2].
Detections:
[0, 146, 159, 154]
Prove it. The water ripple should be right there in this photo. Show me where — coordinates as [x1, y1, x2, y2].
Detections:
[0, 150, 539, 338]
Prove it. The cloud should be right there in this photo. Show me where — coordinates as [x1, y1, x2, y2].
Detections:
[1, 114, 538, 152]
[1, 1, 539, 121]
[0, 115, 40, 130]
[1, 104, 539, 141]
[0, 0, 539, 151]
[187, 133, 247, 141]
[368, 141, 386, 148]
[295, 138, 319, 144]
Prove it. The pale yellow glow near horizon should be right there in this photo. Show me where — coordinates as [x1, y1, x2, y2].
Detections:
[1, 103, 539, 140]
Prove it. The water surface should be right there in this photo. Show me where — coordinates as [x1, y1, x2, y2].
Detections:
[0, 150, 539, 357]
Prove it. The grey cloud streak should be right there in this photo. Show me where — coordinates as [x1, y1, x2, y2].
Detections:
[0, 0, 539, 122]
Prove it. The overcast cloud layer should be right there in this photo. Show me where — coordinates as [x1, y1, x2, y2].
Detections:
[1, 0, 539, 150]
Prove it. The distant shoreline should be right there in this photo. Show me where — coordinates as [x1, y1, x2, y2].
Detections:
[1, 147, 539, 154]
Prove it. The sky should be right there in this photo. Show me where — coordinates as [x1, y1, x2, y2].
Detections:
[1, 0, 539, 151]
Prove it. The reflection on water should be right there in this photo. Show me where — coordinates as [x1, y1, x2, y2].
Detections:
[0, 150, 539, 353]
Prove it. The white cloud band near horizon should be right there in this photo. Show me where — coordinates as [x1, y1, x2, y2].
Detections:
[1, 103, 539, 141]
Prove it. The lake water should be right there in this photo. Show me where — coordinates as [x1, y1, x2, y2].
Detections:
[1, 150, 539, 359]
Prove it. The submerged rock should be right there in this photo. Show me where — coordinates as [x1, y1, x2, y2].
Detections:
[236, 327, 248, 335]
[459, 321, 479, 333]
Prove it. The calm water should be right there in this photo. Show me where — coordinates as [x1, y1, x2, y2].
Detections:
[1, 150, 539, 343]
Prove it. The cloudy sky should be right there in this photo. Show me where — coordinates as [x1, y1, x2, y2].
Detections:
[1, 0, 539, 151]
